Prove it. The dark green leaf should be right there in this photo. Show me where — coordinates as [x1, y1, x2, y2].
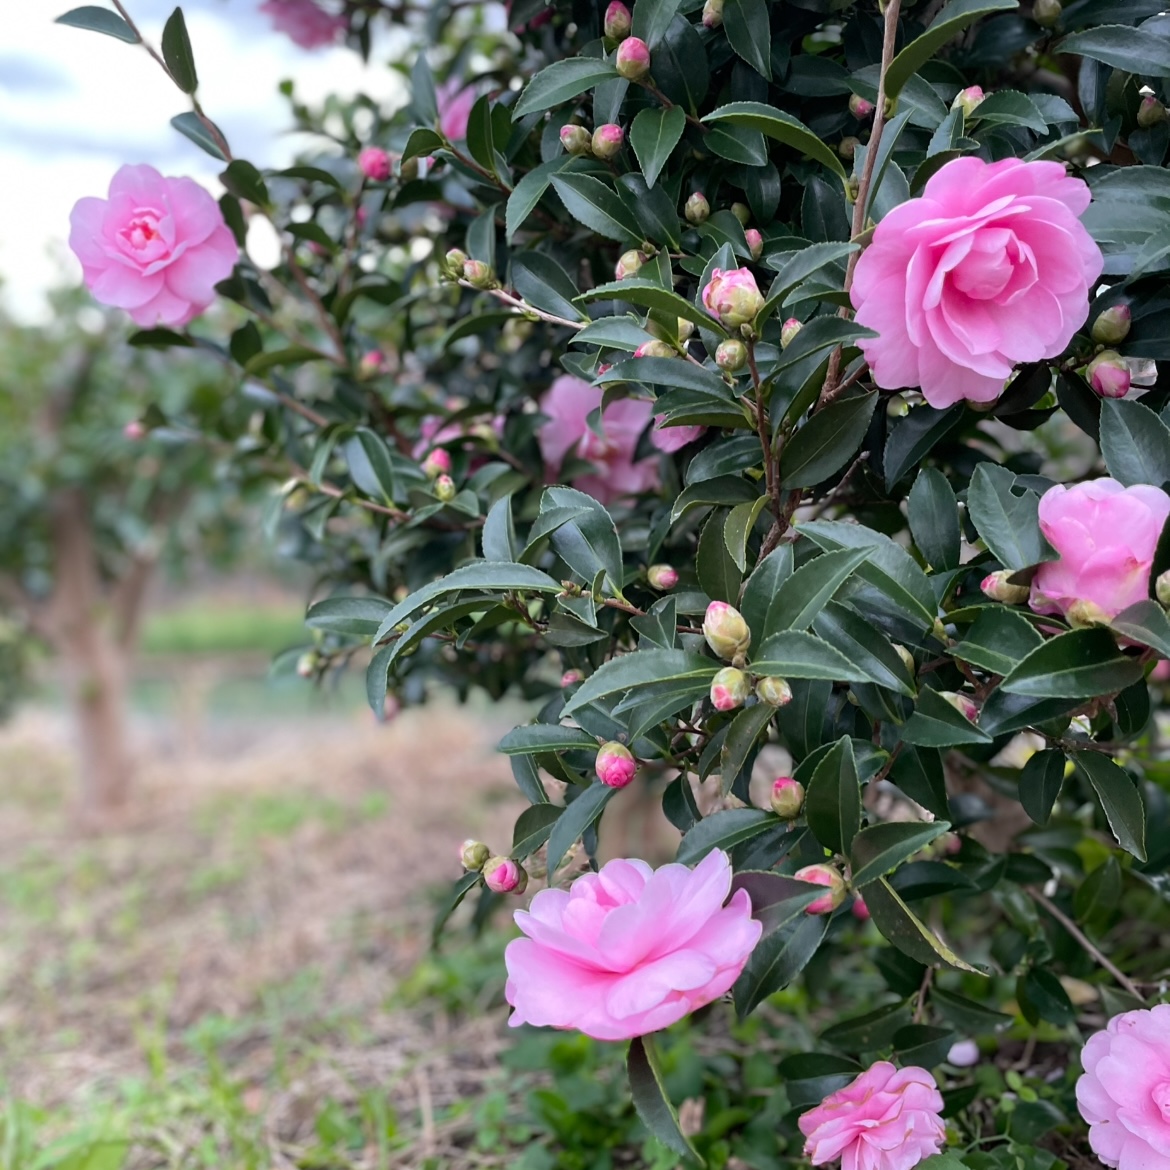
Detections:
[850, 821, 952, 887]
[730, 871, 824, 933]
[724, 0, 772, 80]
[703, 102, 847, 182]
[631, 0, 685, 47]
[513, 58, 621, 119]
[1075, 856, 1122, 927]
[812, 603, 916, 697]
[676, 808, 780, 864]
[1110, 600, 1170, 657]
[1075, 752, 1147, 860]
[1001, 628, 1144, 699]
[563, 650, 717, 717]
[750, 630, 873, 683]
[498, 724, 599, 754]
[742, 544, 794, 639]
[628, 1035, 703, 1162]
[889, 747, 949, 819]
[582, 279, 727, 334]
[170, 111, 228, 160]
[630, 106, 686, 188]
[900, 688, 992, 748]
[768, 547, 873, 632]
[505, 157, 569, 241]
[884, 405, 967, 490]
[697, 512, 743, 604]
[511, 804, 563, 859]
[432, 872, 481, 946]
[953, 608, 1044, 677]
[127, 327, 193, 349]
[1056, 25, 1170, 76]
[908, 469, 961, 572]
[733, 914, 828, 1017]
[482, 496, 518, 562]
[805, 735, 861, 855]
[721, 703, 776, 794]
[864, 877, 981, 971]
[780, 392, 877, 490]
[55, 6, 139, 41]
[306, 595, 391, 637]
[512, 252, 588, 323]
[967, 464, 1053, 571]
[161, 7, 198, 93]
[1019, 967, 1075, 1026]
[1019, 749, 1066, 826]
[547, 783, 618, 875]
[1099, 398, 1170, 488]
[820, 1002, 913, 1051]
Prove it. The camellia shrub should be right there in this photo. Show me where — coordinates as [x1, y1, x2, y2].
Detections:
[57, 0, 1170, 1163]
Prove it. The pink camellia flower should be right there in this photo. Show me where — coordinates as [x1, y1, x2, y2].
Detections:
[651, 415, 704, 452]
[358, 146, 392, 182]
[504, 849, 762, 1041]
[437, 77, 477, 142]
[537, 376, 660, 503]
[123, 420, 146, 441]
[69, 164, 237, 328]
[259, 0, 345, 48]
[1030, 479, 1170, 622]
[851, 157, 1103, 409]
[800, 1061, 946, 1170]
[702, 267, 765, 329]
[1076, 1005, 1170, 1170]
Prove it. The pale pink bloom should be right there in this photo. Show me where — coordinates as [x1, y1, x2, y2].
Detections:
[850, 157, 1103, 408]
[537, 376, 660, 503]
[437, 77, 477, 142]
[651, 415, 704, 452]
[1030, 479, 1170, 621]
[259, 0, 344, 48]
[69, 164, 236, 328]
[504, 849, 761, 1041]
[800, 1061, 946, 1170]
[1076, 1005, 1170, 1170]
[702, 267, 764, 328]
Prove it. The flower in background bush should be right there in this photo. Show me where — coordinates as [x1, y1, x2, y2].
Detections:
[650, 416, 704, 452]
[437, 77, 476, 142]
[259, 0, 344, 48]
[358, 146, 392, 181]
[503, 849, 761, 1041]
[851, 157, 1103, 408]
[1030, 479, 1170, 621]
[800, 1062, 946, 1170]
[1076, 1005, 1170, 1170]
[69, 164, 237, 328]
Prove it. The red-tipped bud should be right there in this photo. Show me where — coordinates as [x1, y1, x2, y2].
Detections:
[940, 690, 980, 723]
[701, 0, 723, 27]
[421, 448, 452, 479]
[560, 124, 593, 156]
[358, 146, 392, 181]
[1087, 351, 1131, 399]
[703, 600, 750, 660]
[647, 563, 679, 590]
[1032, 0, 1062, 26]
[296, 651, 318, 678]
[770, 776, 804, 818]
[685, 191, 710, 224]
[123, 420, 146, 440]
[615, 249, 644, 280]
[460, 839, 491, 871]
[604, 0, 632, 39]
[592, 123, 625, 159]
[952, 86, 985, 117]
[710, 666, 750, 712]
[851, 894, 870, 921]
[596, 741, 637, 788]
[483, 856, 528, 894]
[716, 338, 748, 372]
[794, 864, 847, 915]
[1139, 96, 1168, 128]
[756, 676, 793, 707]
[616, 37, 651, 80]
[1091, 304, 1132, 345]
[358, 349, 386, 376]
[780, 318, 803, 349]
[701, 268, 764, 330]
[462, 258, 495, 288]
[561, 668, 585, 687]
[980, 569, 1030, 605]
[849, 94, 875, 119]
[434, 474, 457, 502]
[634, 339, 676, 359]
[745, 228, 764, 261]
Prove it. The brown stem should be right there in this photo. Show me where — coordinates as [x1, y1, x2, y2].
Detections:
[459, 281, 585, 330]
[639, 81, 706, 131]
[748, 341, 781, 526]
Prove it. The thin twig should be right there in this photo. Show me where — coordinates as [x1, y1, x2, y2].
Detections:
[747, 340, 781, 526]
[457, 281, 584, 330]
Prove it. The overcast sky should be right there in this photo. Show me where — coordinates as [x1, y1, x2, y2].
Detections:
[0, 0, 411, 321]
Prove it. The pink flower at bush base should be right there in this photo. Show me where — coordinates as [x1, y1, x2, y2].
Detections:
[69, 164, 237, 329]
[850, 157, 1103, 408]
[504, 849, 761, 1041]
[1076, 1005, 1170, 1170]
[1030, 479, 1170, 622]
[259, 0, 345, 48]
[800, 1061, 946, 1170]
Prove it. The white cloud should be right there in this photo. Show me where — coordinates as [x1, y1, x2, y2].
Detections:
[0, 0, 411, 321]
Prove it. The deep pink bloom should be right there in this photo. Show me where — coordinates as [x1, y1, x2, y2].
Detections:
[259, 0, 345, 48]
[1030, 479, 1170, 621]
[800, 1062, 946, 1170]
[1077, 1005, 1170, 1170]
[504, 849, 762, 1041]
[850, 157, 1103, 408]
[702, 267, 764, 328]
[358, 146, 392, 181]
[69, 164, 236, 328]
[596, 742, 637, 788]
[537, 376, 660, 503]
[437, 77, 476, 142]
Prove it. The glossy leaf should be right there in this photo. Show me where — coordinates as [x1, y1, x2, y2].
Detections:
[805, 736, 861, 856]
[161, 7, 198, 93]
[546, 783, 617, 875]
[581, 279, 727, 333]
[628, 1035, 701, 1162]
[513, 58, 621, 118]
[780, 393, 878, 490]
[953, 608, 1044, 677]
[721, 703, 776, 794]
[551, 174, 642, 244]
[900, 688, 992, 747]
[511, 804, 563, 859]
[1099, 398, 1170, 488]
[908, 469, 961, 572]
[967, 464, 1053, 571]
[56, 6, 139, 41]
[724, 0, 772, 80]
[563, 650, 718, 716]
[733, 914, 828, 1017]
[676, 808, 780, 864]
[864, 877, 981, 972]
[751, 630, 873, 683]
[630, 106, 686, 188]
[1001, 628, 1144, 699]
[850, 821, 952, 887]
[1075, 753, 1147, 861]
[703, 102, 847, 182]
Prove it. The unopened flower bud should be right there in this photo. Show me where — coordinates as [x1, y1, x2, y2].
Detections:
[838, 136, 860, 160]
[634, 339, 676, 359]
[647, 563, 679, 590]
[1033, 0, 1061, 25]
[947, 1039, 981, 1067]
[615, 249, 643, 280]
[952, 86, 985, 117]
[703, 600, 751, 660]
[794, 864, 847, 915]
[1157, 570, 1170, 608]
[592, 123, 624, 159]
[893, 644, 916, 676]
[701, 0, 723, 27]
[399, 156, 419, 182]
[462, 258, 494, 288]
[710, 666, 750, 712]
[849, 94, 875, 119]
[852, 894, 870, 921]
[1091, 304, 1132, 345]
[780, 317, 803, 349]
[434, 474, 457, 502]
[615, 36, 651, 81]
[677, 318, 696, 342]
[886, 393, 910, 418]
[728, 202, 749, 227]
[444, 248, 467, 279]
[744, 228, 764, 261]
[460, 839, 491, 871]
[421, 448, 452, 479]
[604, 0, 632, 39]
[296, 651, 318, 678]
[1068, 598, 1110, 628]
[123, 420, 146, 440]
[560, 124, 593, 156]
[716, 338, 748, 372]
[561, 668, 585, 687]
[769, 776, 804, 818]
[1087, 351, 1131, 399]
[358, 145, 392, 181]
[483, 856, 528, 894]
[702, 268, 764, 329]
[756, 675, 793, 707]
[1139, 96, 1168, 128]
[940, 690, 980, 723]
[358, 349, 385, 376]
[685, 191, 710, 224]
[596, 741, 637, 788]
[981, 569, 1031, 605]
